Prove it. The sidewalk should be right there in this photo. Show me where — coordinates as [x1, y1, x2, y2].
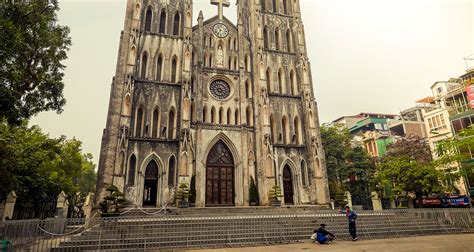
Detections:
[184, 234, 474, 252]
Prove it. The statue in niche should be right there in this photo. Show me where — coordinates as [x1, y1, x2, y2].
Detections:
[216, 44, 224, 67]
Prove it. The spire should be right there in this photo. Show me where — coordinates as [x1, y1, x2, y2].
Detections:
[198, 10, 204, 21]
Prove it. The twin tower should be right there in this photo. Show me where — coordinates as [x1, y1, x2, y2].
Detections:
[96, 0, 329, 208]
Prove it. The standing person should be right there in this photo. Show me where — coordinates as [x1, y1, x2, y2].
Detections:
[345, 206, 359, 241]
[315, 224, 337, 244]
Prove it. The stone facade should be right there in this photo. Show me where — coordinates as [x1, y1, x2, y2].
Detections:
[95, 0, 330, 208]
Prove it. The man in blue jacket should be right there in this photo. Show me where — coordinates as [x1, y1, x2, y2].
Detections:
[314, 224, 336, 244]
[345, 206, 359, 241]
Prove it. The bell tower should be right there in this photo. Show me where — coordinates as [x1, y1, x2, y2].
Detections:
[240, 0, 330, 205]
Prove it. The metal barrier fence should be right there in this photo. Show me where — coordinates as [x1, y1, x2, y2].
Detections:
[0, 208, 472, 251]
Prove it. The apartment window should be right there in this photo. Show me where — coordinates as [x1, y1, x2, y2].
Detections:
[428, 118, 433, 129]
[432, 117, 438, 127]
[437, 87, 443, 95]
[440, 115, 446, 126]
[435, 116, 441, 127]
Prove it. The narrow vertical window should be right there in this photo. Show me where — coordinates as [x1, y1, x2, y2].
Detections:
[227, 108, 232, 125]
[159, 11, 166, 34]
[301, 160, 307, 186]
[156, 55, 162, 81]
[144, 7, 152, 32]
[168, 156, 176, 187]
[152, 108, 159, 138]
[272, 0, 277, 12]
[286, 30, 292, 52]
[275, 28, 280, 50]
[173, 12, 180, 36]
[266, 68, 272, 92]
[128, 155, 136, 186]
[263, 27, 269, 49]
[140, 53, 148, 79]
[168, 108, 175, 139]
[171, 57, 177, 83]
[136, 107, 144, 137]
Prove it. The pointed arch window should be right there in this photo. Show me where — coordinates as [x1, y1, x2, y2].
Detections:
[191, 100, 196, 122]
[140, 53, 148, 79]
[294, 116, 302, 144]
[235, 109, 239, 125]
[286, 30, 292, 52]
[261, 0, 266, 10]
[144, 7, 152, 32]
[168, 156, 176, 187]
[270, 114, 276, 143]
[203, 106, 208, 123]
[290, 70, 298, 95]
[127, 155, 136, 186]
[282, 116, 289, 144]
[246, 106, 253, 126]
[159, 11, 167, 34]
[275, 28, 280, 50]
[219, 107, 224, 124]
[173, 12, 180, 36]
[168, 108, 176, 139]
[263, 27, 269, 49]
[272, 0, 277, 12]
[156, 55, 163, 81]
[152, 107, 160, 138]
[245, 80, 252, 98]
[266, 68, 272, 92]
[227, 108, 232, 125]
[211, 107, 216, 124]
[301, 160, 308, 187]
[278, 68, 285, 94]
[283, 0, 289, 14]
[171, 56, 178, 83]
[135, 106, 144, 137]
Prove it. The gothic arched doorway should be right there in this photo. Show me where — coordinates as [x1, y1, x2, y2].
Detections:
[206, 140, 235, 207]
[143, 160, 159, 206]
[283, 165, 294, 205]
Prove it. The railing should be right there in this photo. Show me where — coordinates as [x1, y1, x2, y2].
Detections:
[0, 209, 472, 251]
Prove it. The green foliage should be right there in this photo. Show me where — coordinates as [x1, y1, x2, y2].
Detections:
[0, 120, 96, 215]
[269, 185, 283, 201]
[377, 136, 455, 200]
[320, 124, 352, 194]
[96, 185, 129, 216]
[175, 183, 191, 201]
[435, 126, 474, 189]
[249, 176, 259, 205]
[0, 0, 71, 125]
[333, 188, 347, 207]
[377, 156, 445, 199]
[320, 124, 376, 205]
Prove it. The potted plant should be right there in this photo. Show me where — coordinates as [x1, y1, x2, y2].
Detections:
[175, 183, 191, 208]
[95, 185, 129, 217]
[269, 185, 283, 207]
[249, 176, 259, 206]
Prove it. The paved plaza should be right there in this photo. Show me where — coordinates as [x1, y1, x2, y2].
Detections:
[185, 234, 474, 252]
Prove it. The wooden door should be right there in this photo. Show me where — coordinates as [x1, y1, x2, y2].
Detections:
[283, 165, 294, 205]
[206, 141, 234, 207]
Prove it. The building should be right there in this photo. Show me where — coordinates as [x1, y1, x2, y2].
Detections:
[95, 0, 329, 208]
[388, 103, 433, 139]
[347, 113, 397, 158]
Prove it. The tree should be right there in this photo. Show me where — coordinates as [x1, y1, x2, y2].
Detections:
[385, 136, 432, 164]
[320, 124, 352, 195]
[0, 0, 71, 125]
[0, 120, 96, 218]
[344, 146, 376, 208]
[435, 126, 474, 192]
[376, 136, 453, 202]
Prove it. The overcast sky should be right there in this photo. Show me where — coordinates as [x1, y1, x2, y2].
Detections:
[30, 0, 473, 162]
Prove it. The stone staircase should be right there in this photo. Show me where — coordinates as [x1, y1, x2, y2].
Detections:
[50, 208, 472, 251]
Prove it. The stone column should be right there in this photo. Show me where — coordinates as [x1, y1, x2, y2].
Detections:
[56, 191, 69, 219]
[344, 191, 352, 208]
[371, 191, 383, 211]
[2, 191, 17, 221]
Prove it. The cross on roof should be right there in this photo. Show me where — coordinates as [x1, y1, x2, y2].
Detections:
[211, 0, 230, 20]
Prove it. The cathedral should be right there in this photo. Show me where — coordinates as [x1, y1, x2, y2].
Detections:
[96, 0, 329, 208]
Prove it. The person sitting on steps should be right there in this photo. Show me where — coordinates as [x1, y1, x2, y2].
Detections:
[315, 224, 337, 244]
